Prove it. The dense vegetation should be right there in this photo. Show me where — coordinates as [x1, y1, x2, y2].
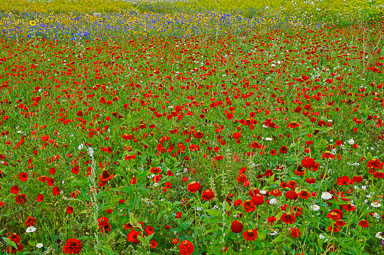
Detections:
[0, 0, 383, 254]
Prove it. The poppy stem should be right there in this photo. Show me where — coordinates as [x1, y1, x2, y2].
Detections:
[299, 168, 307, 189]
[317, 159, 329, 196]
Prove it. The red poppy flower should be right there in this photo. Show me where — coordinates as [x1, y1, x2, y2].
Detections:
[358, 220, 369, 228]
[25, 216, 36, 227]
[52, 186, 60, 197]
[10, 233, 20, 244]
[187, 181, 201, 193]
[127, 229, 141, 244]
[193, 131, 203, 139]
[230, 220, 243, 233]
[201, 189, 215, 201]
[301, 157, 316, 169]
[352, 176, 363, 183]
[99, 222, 112, 233]
[287, 181, 297, 189]
[268, 216, 277, 225]
[165, 182, 172, 189]
[150, 167, 161, 174]
[280, 213, 296, 224]
[285, 190, 298, 200]
[264, 169, 274, 177]
[337, 176, 353, 185]
[367, 159, 382, 169]
[214, 155, 224, 161]
[10, 185, 19, 194]
[150, 240, 158, 249]
[18, 172, 28, 182]
[279, 145, 288, 154]
[97, 217, 109, 225]
[66, 206, 74, 214]
[322, 151, 334, 159]
[179, 240, 194, 255]
[71, 166, 79, 175]
[327, 209, 343, 220]
[36, 194, 44, 202]
[306, 177, 316, 184]
[340, 203, 356, 212]
[234, 199, 242, 206]
[47, 178, 54, 187]
[294, 166, 305, 176]
[335, 220, 346, 227]
[62, 238, 82, 254]
[232, 132, 241, 139]
[243, 199, 256, 212]
[298, 190, 311, 199]
[289, 227, 301, 238]
[145, 226, 154, 235]
[270, 189, 282, 197]
[252, 194, 264, 205]
[236, 174, 248, 184]
[287, 121, 300, 128]
[243, 229, 258, 241]
[15, 193, 27, 205]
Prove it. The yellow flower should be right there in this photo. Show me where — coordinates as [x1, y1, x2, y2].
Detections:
[30, 20, 37, 27]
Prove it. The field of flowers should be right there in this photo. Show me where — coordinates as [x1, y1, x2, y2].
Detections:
[0, 0, 384, 254]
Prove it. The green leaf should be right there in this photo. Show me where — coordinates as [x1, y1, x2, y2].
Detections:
[275, 211, 284, 220]
[265, 174, 275, 184]
[204, 227, 219, 236]
[206, 209, 221, 218]
[129, 212, 142, 231]
[77, 236, 90, 240]
[2, 237, 17, 249]
[273, 234, 283, 243]
[258, 229, 267, 240]
[157, 209, 170, 221]
[181, 220, 193, 230]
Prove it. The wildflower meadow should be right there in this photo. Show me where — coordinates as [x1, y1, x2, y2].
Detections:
[0, 0, 384, 254]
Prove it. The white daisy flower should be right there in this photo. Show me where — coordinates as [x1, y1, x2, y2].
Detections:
[347, 139, 355, 145]
[269, 198, 277, 205]
[88, 147, 94, 157]
[321, 192, 333, 200]
[36, 243, 43, 248]
[26, 226, 36, 233]
[310, 205, 320, 211]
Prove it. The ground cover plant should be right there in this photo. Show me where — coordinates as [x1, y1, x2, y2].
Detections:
[0, 0, 384, 254]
